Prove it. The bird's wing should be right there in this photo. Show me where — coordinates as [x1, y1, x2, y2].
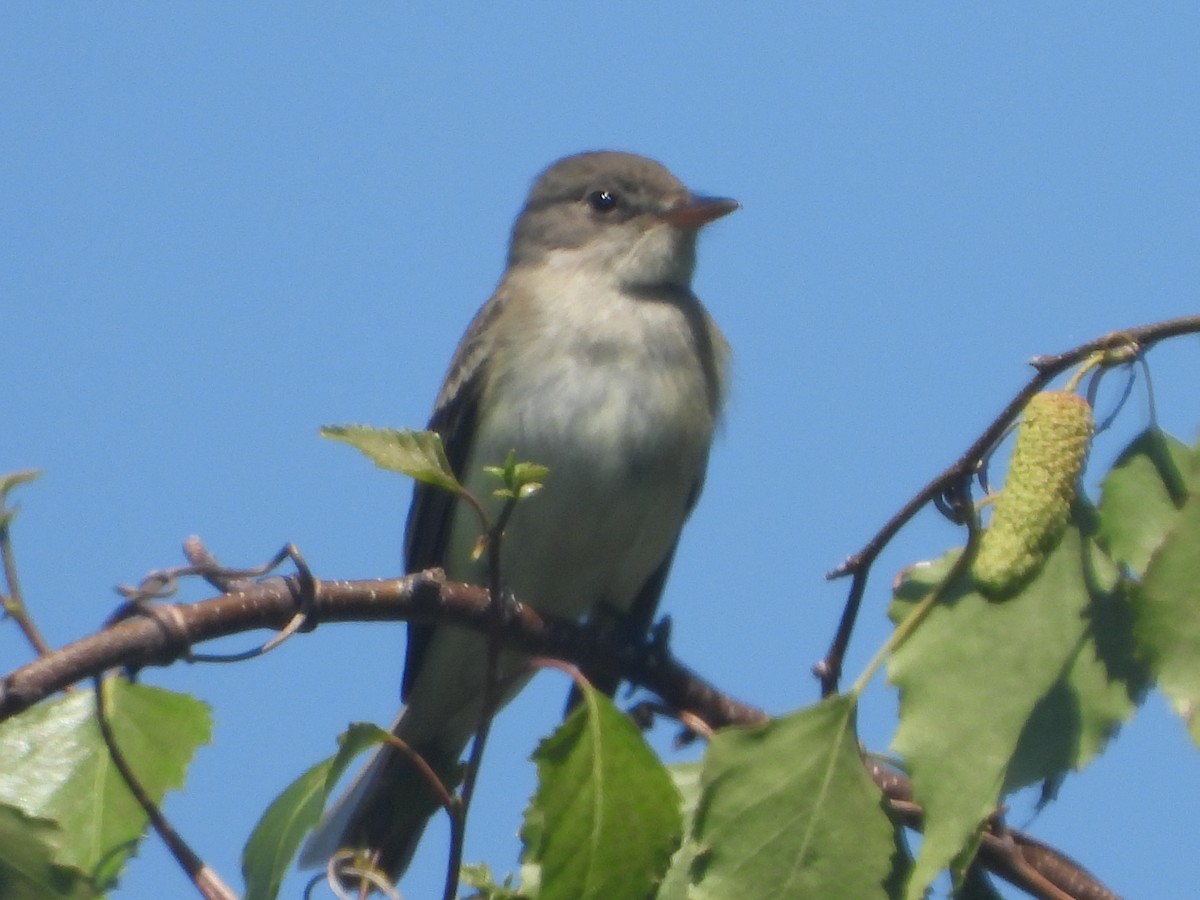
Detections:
[401, 292, 506, 698]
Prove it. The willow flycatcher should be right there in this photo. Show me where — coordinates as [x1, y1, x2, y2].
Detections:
[303, 150, 737, 883]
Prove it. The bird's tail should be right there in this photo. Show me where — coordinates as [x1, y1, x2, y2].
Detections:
[299, 712, 463, 884]
[301, 631, 536, 886]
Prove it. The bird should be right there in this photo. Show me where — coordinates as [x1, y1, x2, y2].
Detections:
[302, 150, 737, 885]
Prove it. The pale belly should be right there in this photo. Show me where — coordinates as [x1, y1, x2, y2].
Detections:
[444, 351, 713, 621]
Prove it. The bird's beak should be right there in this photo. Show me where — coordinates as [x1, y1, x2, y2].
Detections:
[659, 195, 740, 228]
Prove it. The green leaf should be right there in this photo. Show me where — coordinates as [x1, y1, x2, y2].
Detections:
[242, 722, 392, 900]
[1097, 428, 1194, 574]
[320, 426, 461, 493]
[0, 804, 93, 900]
[1134, 450, 1200, 747]
[1006, 553, 1149, 797]
[689, 696, 900, 900]
[655, 763, 703, 900]
[0, 679, 210, 890]
[888, 506, 1140, 899]
[511, 462, 549, 485]
[521, 684, 682, 900]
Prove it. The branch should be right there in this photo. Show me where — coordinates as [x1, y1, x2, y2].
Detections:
[817, 313, 1200, 693]
[0, 570, 1116, 899]
[0, 470, 56, 660]
[0, 571, 758, 730]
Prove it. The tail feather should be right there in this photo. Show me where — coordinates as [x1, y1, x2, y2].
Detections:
[301, 631, 535, 884]
[300, 719, 462, 882]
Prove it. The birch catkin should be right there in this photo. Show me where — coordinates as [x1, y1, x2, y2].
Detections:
[973, 391, 1094, 598]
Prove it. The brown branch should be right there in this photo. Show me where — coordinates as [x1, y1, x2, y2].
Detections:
[864, 759, 1119, 900]
[0, 570, 1117, 899]
[0, 571, 762, 732]
[817, 314, 1200, 693]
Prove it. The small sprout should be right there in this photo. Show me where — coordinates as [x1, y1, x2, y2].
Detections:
[477, 452, 549, 558]
[972, 391, 1094, 598]
[485, 451, 547, 500]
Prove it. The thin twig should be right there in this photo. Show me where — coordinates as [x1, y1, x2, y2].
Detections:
[0, 470, 56, 660]
[444, 481, 523, 900]
[92, 673, 239, 900]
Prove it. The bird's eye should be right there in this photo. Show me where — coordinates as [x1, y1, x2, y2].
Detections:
[586, 190, 618, 213]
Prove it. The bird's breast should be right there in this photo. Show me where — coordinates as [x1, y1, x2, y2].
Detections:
[447, 283, 719, 618]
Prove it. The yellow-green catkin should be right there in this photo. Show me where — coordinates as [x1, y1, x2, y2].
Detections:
[972, 391, 1094, 598]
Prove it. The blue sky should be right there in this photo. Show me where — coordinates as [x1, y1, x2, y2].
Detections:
[4, 6, 1199, 899]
